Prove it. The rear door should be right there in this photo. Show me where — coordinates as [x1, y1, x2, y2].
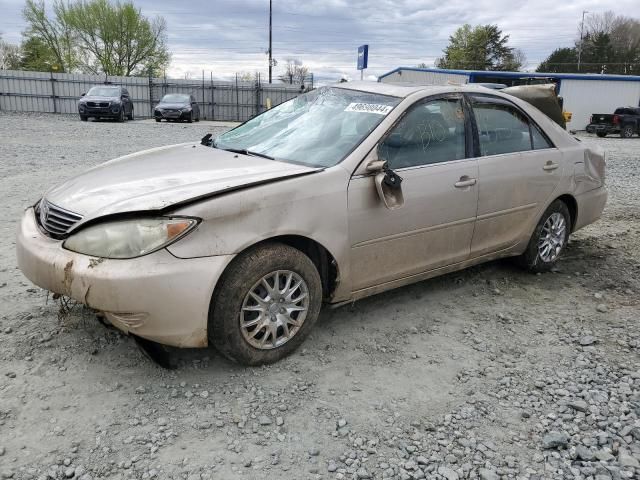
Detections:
[468, 94, 563, 256]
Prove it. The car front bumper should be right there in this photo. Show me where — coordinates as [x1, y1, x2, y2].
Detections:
[154, 110, 192, 120]
[16, 208, 233, 347]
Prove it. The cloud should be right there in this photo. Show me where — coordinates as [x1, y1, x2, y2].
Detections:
[2, 0, 639, 82]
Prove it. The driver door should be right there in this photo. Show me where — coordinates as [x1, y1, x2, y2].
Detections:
[347, 95, 479, 292]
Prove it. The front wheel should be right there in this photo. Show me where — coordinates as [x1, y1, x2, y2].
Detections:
[187, 111, 194, 123]
[596, 132, 607, 138]
[117, 109, 125, 122]
[80, 115, 88, 122]
[517, 200, 571, 273]
[209, 243, 322, 365]
[621, 125, 634, 138]
[128, 108, 134, 121]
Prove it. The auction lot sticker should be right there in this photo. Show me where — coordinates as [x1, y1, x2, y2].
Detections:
[345, 103, 394, 115]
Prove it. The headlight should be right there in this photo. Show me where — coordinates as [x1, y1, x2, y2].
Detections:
[63, 217, 199, 259]
[181, 107, 192, 113]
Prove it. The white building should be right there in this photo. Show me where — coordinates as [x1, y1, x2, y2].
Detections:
[379, 67, 640, 131]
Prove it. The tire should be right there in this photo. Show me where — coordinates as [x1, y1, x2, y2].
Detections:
[621, 125, 634, 138]
[596, 132, 607, 138]
[117, 109, 125, 122]
[127, 107, 134, 121]
[517, 200, 571, 273]
[80, 115, 88, 122]
[187, 111, 194, 123]
[155, 118, 161, 123]
[209, 243, 322, 365]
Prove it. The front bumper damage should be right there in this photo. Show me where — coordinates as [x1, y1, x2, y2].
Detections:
[16, 208, 232, 348]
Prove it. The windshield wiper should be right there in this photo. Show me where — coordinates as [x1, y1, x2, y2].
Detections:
[216, 146, 275, 160]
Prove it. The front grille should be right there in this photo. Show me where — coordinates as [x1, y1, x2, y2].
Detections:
[87, 101, 109, 108]
[36, 199, 83, 237]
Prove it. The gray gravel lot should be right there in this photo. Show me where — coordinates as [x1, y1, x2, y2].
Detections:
[0, 112, 639, 480]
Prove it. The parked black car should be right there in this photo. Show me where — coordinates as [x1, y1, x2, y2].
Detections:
[586, 107, 640, 138]
[154, 94, 200, 123]
[78, 85, 134, 122]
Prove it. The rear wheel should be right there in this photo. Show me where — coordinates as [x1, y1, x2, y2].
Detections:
[596, 132, 607, 138]
[209, 243, 322, 365]
[621, 125, 634, 138]
[517, 200, 571, 273]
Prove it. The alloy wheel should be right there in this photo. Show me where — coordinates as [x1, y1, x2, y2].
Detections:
[240, 270, 309, 350]
[538, 212, 566, 263]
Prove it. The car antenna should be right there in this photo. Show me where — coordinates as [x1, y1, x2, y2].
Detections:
[201, 133, 213, 146]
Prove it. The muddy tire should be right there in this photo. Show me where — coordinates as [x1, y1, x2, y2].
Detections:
[621, 125, 634, 138]
[209, 243, 322, 365]
[596, 131, 607, 138]
[517, 200, 571, 273]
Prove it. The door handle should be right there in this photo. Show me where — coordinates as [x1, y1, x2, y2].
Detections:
[543, 161, 559, 171]
[454, 176, 477, 188]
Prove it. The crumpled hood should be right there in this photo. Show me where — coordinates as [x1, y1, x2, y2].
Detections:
[44, 143, 320, 224]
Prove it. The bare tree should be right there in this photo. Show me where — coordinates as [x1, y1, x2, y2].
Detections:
[278, 58, 309, 85]
[0, 34, 23, 70]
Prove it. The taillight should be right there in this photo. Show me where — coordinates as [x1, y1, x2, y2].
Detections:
[613, 115, 620, 125]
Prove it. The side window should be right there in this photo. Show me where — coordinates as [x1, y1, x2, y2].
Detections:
[380, 97, 467, 169]
[472, 98, 532, 156]
[531, 123, 553, 150]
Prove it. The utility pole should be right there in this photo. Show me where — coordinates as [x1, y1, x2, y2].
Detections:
[268, 0, 273, 83]
[578, 10, 588, 72]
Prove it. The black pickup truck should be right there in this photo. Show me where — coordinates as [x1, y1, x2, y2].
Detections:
[586, 107, 640, 138]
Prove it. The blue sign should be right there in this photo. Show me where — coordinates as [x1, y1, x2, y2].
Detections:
[357, 45, 368, 70]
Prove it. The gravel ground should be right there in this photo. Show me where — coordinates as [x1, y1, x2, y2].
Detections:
[0, 112, 639, 480]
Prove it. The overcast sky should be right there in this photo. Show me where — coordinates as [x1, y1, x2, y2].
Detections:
[2, 0, 639, 82]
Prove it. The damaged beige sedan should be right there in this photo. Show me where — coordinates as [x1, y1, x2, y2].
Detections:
[17, 82, 607, 365]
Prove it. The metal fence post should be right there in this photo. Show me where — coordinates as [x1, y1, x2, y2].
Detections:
[202, 70, 206, 120]
[255, 73, 261, 117]
[50, 72, 57, 114]
[235, 73, 240, 122]
[148, 69, 153, 117]
[210, 71, 215, 121]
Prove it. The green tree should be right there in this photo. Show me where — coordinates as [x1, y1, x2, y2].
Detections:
[22, 0, 170, 76]
[536, 47, 578, 73]
[19, 35, 60, 71]
[23, 0, 78, 72]
[59, 0, 170, 76]
[436, 24, 522, 71]
[537, 11, 640, 75]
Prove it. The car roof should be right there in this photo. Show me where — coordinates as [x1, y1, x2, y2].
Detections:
[334, 81, 510, 98]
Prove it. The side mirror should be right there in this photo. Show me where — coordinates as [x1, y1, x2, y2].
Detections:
[81, 92, 85, 96]
[365, 156, 404, 210]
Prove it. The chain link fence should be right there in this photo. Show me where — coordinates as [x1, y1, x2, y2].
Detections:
[0, 70, 312, 121]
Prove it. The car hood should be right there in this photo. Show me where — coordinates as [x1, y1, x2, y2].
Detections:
[44, 143, 321, 224]
[80, 96, 118, 102]
[157, 102, 189, 109]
